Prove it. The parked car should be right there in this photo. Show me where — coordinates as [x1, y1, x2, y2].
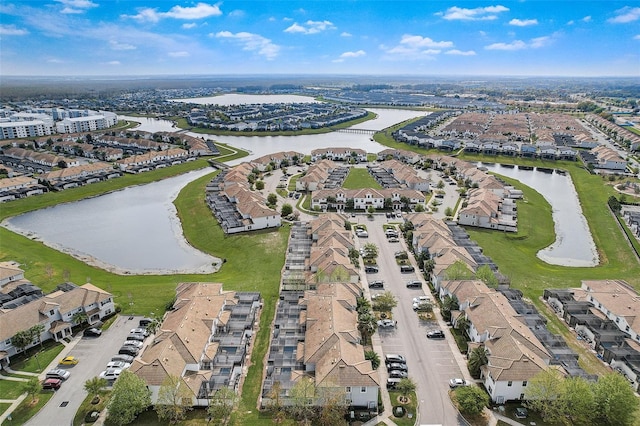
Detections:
[46, 369, 70, 380]
[377, 319, 396, 328]
[388, 237, 400, 243]
[83, 327, 102, 337]
[106, 361, 131, 369]
[426, 330, 445, 339]
[59, 356, 79, 366]
[406, 280, 422, 288]
[356, 231, 369, 238]
[448, 378, 469, 388]
[400, 265, 415, 273]
[385, 354, 406, 364]
[127, 333, 146, 342]
[413, 296, 431, 304]
[386, 378, 402, 389]
[368, 280, 384, 289]
[364, 265, 379, 273]
[111, 354, 134, 364]
[130, 328, 149, 336]
[99, 368, 123, 381]
[122, 340, 143, 348]
[118, 346, 139, 356]
[42, 378, 62, 390]
[386, 363, 408, 372]
[388, 370, 408, 379]
[394, 251, 407, 258]
[139, 318, 154, 327]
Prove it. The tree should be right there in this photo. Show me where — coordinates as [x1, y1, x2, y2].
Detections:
[362, 243, 379, 260]
[155, 375, 192, 424]
[208, 387, 237, 425]
[11, 329, 33, 354]
[372, 291, 397, 313]
[444, 207, 454, 217]
[592, 373, 639, 426]
[396, 378, 416, 403]
[267, 193, 278, 205]
[29, 324, 45, 349]
[415, 204, 425, 212]
[287, 377, 316, 423]
[72, 311, 88, 326]
[364, 350, 380, 370]
[399, 196, 410, 211]
[441, 294, 459, 322]
[455, 386, 489, 415]
[562, 376, 594, 426]
[84, 376, 108, 400]
[317, 386, 347, 426]
[23, 377, 41, 403]
[524, 369, 565, 424]
[357, 312, 377, 345]
[475, 265, 498, 288]
[367, 205, 375, 217]
[107, 370, 152, 426]
[255, 180, 265, 190]
[467, 346, 489, 379]
[281, 203, 293, 217]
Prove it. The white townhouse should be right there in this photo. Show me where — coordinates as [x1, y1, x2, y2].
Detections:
[55, 111, 118, 134]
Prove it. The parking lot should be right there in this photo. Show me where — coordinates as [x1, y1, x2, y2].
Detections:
[27, 316, 145, 426]
[354, 214, 468, 425]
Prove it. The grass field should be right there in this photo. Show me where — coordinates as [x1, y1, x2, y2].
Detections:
[0, 379, 26, 400]
[342, 167, 383, 189]
[8, 391, 54, 425]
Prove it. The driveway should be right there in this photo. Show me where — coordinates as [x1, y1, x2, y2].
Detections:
[355, 214, 467, 425]
[27, 316, 144, 426]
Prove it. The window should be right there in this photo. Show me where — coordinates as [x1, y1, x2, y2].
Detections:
[520, 393, 525, 400]
[345, 387, 351, 393]
[507, 381, 512, 387]
[522, 381, 527, 387]
[361, 387, 366, 393]
[49, 310, 54, 316]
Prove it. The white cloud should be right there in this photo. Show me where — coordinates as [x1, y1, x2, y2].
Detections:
[567, 20, 575, 25]
[439, 5, 509, 21]
[106, 61, 121, 65]
[383, 34, 453, 58]
[123, 2, 222, 23]
[485, 40, 527, 50]
[109, 40, 136, 50]
[229, 10, 245, 18]
[284, 20, 335, 34]
[509, 18, 538, 26]
[634, 34, 640, 40]
[168, 51, 189, 57]
[340, 31, 352, 37]
[55, 0, 97, 14]
[46, 58, 64, 63]
[182, 23, 197, 29]
[340, 50, 366, 58]
[0, 24, 29, 35]
[529, 36, 551, 48]
[582, 16, 592, 23]
[608, 7, 640, 23]
[445, 49, 476, 56]
[214, 31, 280, 60]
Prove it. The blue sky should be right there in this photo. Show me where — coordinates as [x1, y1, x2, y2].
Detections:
[1, 1, 639, 77]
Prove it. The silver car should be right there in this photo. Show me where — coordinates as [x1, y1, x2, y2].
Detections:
[45, 368, 70, 380]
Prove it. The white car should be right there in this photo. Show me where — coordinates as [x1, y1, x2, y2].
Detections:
[377, 319, 397, 328]
[412, 296, 431, 304]
[99, 368, 123, 381]
[106, 361, 131, 369]
[130, 328, 149, 336]
[45, 369, 70, 380]
[449, 378, 469, 388]
[123, 340, 143, 348]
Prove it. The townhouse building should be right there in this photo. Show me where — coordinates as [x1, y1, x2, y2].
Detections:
[251, 151, 303, 171]
[311, 188, 426, 212]
[310, 147, 367, 163]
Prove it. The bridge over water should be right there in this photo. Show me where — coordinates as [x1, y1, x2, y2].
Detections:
[336, 128, 377, 135]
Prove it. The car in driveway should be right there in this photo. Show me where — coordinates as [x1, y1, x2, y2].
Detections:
[385, 354, 406, 364]
[387, 237, 400, 243]
[406, 280, 422, 288]
[59, 356, 79, 366]
[448, 378, 469, 388]
[388, 370, 408, 379]
[426, 330, 445, 339]
[83, 327, 102, 337]
[139, 318, 154, 327]
[118, 346, 139, 356]
[364, 265, 379, 273]
[400, 265, 415, 273]
[130, 328, 149, 336]
[123, 340, 143, 348]
[412, 296, 431, 304]
[368, 280, 384, 289]
[127, 333, 146, 342]
[46, 369, 70, 380]
[387, 363, 408, 372]
[377, 319, 396, 328]
[111, 354, 134, 364]
[387, 378, 402, 389]
[42, 378, 62, 390]
[99, 368, 123, 381]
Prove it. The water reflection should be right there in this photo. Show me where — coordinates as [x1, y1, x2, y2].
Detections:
[480, 163, 598, 267]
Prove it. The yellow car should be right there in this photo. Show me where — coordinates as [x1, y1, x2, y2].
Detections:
[59, 356, 79, 365]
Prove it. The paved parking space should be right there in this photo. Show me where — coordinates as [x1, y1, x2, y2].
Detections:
[27, 315, 144, 426]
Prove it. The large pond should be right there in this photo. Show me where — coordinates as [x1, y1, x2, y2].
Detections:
[4, 168, 221, 275]
[172, 93, 319, 105]
[480, 163, 599, 267]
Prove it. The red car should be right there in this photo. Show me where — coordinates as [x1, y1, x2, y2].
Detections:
[42, 378, 62, 390]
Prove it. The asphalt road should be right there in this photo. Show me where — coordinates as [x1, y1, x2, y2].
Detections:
[356, 214, 466, 425]
[27, 315, 143, 426]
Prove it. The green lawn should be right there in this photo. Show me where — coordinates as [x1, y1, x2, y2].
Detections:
[0, 379, 26, 400]
[0, 403, 12, 417]
[9, 341, 65, 373]
[388, 391, 418, 426]
[342, 168, 382, 189]
[8, 391, 54, 425]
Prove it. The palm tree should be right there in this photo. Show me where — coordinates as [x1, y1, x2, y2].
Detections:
[364, 350, 380, 370]
[84, 376, 108, 402]
[358, 312, 377, 345]
[468, 346, 489, 379]
[72, 312, 88, 326]
[441, 295, 459, 322]
[396, 378, 416, 404]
